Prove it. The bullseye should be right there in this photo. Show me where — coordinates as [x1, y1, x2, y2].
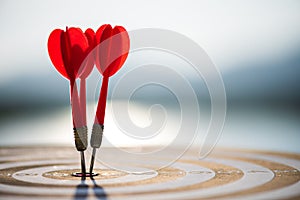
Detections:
[71, 172, 99, 177]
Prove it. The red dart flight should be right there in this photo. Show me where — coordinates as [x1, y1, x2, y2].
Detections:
[94, 24, 130, 125]
[48, 27, 89, 129]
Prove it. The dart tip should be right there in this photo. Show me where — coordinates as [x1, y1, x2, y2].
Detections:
[89, 148, 97, 174]
[71, 150, 99, 178]
[80, 151, 86, 175]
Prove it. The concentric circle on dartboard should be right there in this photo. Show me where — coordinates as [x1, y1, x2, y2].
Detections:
[0, 146, 299, 199]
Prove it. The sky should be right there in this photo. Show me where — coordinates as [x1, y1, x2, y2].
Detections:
[0, 0, 300, 84]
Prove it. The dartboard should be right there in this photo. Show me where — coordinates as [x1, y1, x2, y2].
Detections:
[0, 147, 299, 199]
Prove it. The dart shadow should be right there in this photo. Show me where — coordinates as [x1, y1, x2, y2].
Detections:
[91, 177, 107, 200]
[74, 176, 107, 200]
[74, 177, 88, 200]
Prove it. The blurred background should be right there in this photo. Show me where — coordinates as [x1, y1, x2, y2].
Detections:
[0, 0, 299, 153]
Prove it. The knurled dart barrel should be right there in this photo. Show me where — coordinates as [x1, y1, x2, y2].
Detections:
[73, 126, 88, 151]
[90, 124, 104, 148]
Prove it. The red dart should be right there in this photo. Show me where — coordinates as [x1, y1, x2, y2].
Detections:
[95, 24, 130, 124]
[79, 28, 96, 126]
[47, 27, 89, 176]
[89, 24, 130, 174]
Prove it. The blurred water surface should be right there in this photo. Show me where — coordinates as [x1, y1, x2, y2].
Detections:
[0, 101, 299, 154]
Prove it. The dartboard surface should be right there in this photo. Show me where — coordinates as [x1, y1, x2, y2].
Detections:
[0, 146, 299, 200]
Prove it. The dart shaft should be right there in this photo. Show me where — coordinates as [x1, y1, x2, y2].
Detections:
[70, 79, 84, 128]
[80, 79, 87, 126]
[95, 76, 109, 125]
